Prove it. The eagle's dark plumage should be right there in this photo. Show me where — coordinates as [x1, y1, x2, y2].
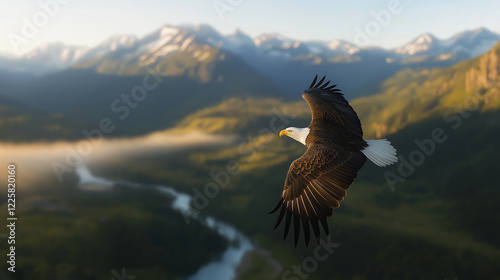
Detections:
[269, 75, 371, 246]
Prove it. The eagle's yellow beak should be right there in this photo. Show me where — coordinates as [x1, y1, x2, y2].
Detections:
[279, 130, 289, 137]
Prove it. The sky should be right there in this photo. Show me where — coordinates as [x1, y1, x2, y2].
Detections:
[0, 0, 499, 57]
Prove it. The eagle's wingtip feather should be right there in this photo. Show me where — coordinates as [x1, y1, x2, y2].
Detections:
[307, 74, 340, 93]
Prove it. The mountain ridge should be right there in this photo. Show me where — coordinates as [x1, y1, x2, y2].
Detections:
[353, 41, 500, 138]
[2, 25, 498, 76]
[2, 24, 498, 101]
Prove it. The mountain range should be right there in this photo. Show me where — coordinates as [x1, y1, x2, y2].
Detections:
[3, 25, 498, 71]
[396, 27, 500, 58]
[1, 24, 499, 98]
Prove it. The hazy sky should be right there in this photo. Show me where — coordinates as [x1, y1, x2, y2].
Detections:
[0, 0, 499, 56]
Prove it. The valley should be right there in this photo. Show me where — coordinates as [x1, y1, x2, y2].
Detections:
[1, 23, 499, 280]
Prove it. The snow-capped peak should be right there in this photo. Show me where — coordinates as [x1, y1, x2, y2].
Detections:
[452, 27, 498, 41]
[449, 27, 500, 57]
[253, 33, 296, 47]
[395, 28, 500, 58]
[74, 34, 137, 62]
[222, 29, 256, 54]
[160, 26, 180, 37]
[97, 34, 137, 51]
[395, 33, 437, 55]
[21, 42, 89, 65]
[327, 40, 359, 54]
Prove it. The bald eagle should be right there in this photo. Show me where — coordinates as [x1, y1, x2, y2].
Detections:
[269, 75, 398, 246]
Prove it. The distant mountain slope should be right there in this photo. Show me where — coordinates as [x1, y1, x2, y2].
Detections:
[2, 43, 89, 74]
[354, 42, 500, 138]
[0, 50, 291, 138]
[242, 28, 499, 98]
[171, 97, 309, 136]
[73, 25, 230, 81]
[396, 27, 500, 58]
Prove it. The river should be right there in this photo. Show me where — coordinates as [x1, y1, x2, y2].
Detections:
[76, 165, 254, 280]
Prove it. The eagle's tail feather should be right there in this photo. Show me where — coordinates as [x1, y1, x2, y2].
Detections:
[361, 139, 398, 167]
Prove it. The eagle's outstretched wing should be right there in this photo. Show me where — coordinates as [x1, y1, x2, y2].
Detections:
[269, 143, 366, 246]
[302, 75, 366, 150]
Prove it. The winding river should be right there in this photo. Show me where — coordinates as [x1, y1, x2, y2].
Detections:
[75, 165, 254, 280]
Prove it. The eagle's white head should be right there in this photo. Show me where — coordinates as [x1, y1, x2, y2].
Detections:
[279, 127, 310, 146]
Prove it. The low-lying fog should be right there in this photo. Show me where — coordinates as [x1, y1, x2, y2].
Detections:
[0, 131, 237, 188]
